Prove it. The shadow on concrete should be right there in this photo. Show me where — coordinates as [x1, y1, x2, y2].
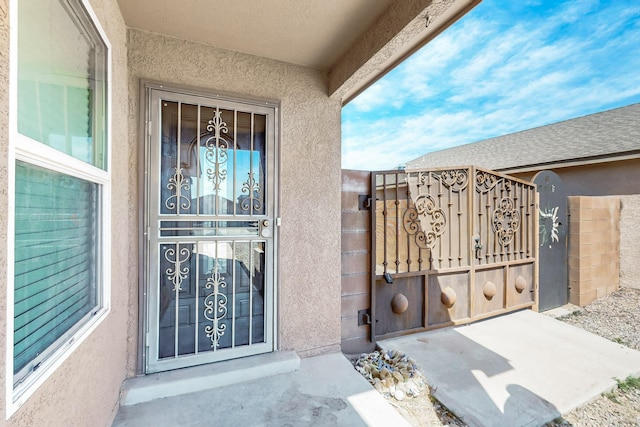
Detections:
[419, 328, 561, 426]
[379, 309, 640, 427]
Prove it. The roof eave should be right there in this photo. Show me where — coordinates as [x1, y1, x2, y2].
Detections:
[497, 151, 640, 175]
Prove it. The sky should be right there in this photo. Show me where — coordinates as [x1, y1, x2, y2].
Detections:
[341, 0, 640, 170]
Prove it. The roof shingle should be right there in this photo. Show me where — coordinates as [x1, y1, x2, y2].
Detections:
[406, 103, 640, 171]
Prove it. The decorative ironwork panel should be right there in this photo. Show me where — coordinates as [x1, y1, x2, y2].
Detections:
[159, 103, 267, 217]
[147, 87, 276, 373]
[403, 194, 446, 250]
[204, 110, 230, 192]
[164, 244, 190, 291]
[371, 166, 537, 341]
[473, 167, 535, 264]
[492, 197, 521, 246]
[203, 261, 228, 349]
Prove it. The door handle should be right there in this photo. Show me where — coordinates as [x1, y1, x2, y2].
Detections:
[260, 219, 272, 238]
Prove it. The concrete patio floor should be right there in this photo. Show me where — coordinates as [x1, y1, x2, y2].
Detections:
[112, 351, 409, 427]
[379, 309, 640, 427]
[114, 309, 640, 427]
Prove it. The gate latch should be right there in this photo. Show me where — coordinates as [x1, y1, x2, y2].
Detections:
[474, 235, 482, 258]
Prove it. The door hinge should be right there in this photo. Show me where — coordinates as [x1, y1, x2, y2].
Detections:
[358, 309, 371, 326]
[358, 195, 373, 210]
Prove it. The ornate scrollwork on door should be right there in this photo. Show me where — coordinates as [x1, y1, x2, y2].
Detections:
[164, 245, 190, 291]
[403, 194, 447, 249]
[240, 172, 263, 212]
[165, 167, 191, 212]
[492, 197, 521, 246]
[204, 110, 230, 191]
[203, 262, 228, 348]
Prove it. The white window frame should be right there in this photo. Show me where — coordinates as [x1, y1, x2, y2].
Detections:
[5, 0, 112, 417]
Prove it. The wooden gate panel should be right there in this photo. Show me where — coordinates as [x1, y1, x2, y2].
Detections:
[507, 263, 535, 308]
[375, 276, 425, 335]
[427, 271, 471, 327]
[474, 267, 506, 317]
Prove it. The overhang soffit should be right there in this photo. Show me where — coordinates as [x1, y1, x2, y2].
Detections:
[329, 0, 481, 105]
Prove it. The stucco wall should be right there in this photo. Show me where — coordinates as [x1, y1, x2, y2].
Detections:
[511, 158, 640, 197]
[126, 29, 342, 363]
[620, 195, 640, 290]
[0, 0, 132, 426]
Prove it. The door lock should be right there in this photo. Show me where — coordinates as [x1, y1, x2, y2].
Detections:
[260, 219, 272, 237]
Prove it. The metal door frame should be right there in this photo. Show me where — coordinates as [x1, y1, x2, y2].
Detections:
[138, 81, 279, 374]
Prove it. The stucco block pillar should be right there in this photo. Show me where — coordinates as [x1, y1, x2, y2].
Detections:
[568, 196, 620, 306]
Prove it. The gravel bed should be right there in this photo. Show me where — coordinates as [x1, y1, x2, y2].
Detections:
[373, 287, 640, 427]
[545, 287, 640, 427]
[553, 287, 640, 352]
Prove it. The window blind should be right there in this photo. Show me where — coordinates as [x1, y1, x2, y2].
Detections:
[13, 161, 100, 377]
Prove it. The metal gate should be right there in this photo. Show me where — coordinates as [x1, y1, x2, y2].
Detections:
[144, 86, 277, 373]
[534, 170, 568, 311]
[371, 167, 538, 340]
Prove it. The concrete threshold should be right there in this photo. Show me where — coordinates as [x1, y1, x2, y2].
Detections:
[120, 351, 300, 406]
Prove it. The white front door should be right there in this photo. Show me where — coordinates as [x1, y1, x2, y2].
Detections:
[144, 86, 277, 373]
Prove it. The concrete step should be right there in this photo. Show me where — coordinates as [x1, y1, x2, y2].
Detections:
[120, 351, 300, 406]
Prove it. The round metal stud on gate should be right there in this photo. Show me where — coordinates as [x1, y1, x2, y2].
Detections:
[514, 275, 527, 293]
[391, 293, 409, 314]
[483, 281, 497, 300]
[441, 287, 457, 308]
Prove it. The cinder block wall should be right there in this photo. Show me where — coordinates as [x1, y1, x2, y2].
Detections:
[568, 196, 621, 306]
[341, 170, 375, 354]
[620, 195, 640, 290]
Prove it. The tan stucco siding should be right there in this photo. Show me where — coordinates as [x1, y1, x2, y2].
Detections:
[126, 29, 342, 361]
[0, 0, 132, 425]
[511, 158, 640, 197]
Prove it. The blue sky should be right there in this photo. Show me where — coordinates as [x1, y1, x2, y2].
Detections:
[341, 0, 640, 170]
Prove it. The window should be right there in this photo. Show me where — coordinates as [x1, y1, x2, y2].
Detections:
[8, 0, 110, 409]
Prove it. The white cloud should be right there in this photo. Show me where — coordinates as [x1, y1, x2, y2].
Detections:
[342, 0, 640, 170]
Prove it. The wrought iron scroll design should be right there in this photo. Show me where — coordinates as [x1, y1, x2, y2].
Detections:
[438, 169, 469, 192]
[416, 169, 469, 192]
[475, 170, 512, 193]
[204, 110, 229, 191]
[403, 194, 447, 249]
[164, 245, 190, 291]
[165, 167, 191, 211]
[492, 197, 521, 246]
[240, 172, 263, 212]
[203, 262, 228, 348]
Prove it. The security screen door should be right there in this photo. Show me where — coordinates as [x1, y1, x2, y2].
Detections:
[145, 88, 277, 373]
